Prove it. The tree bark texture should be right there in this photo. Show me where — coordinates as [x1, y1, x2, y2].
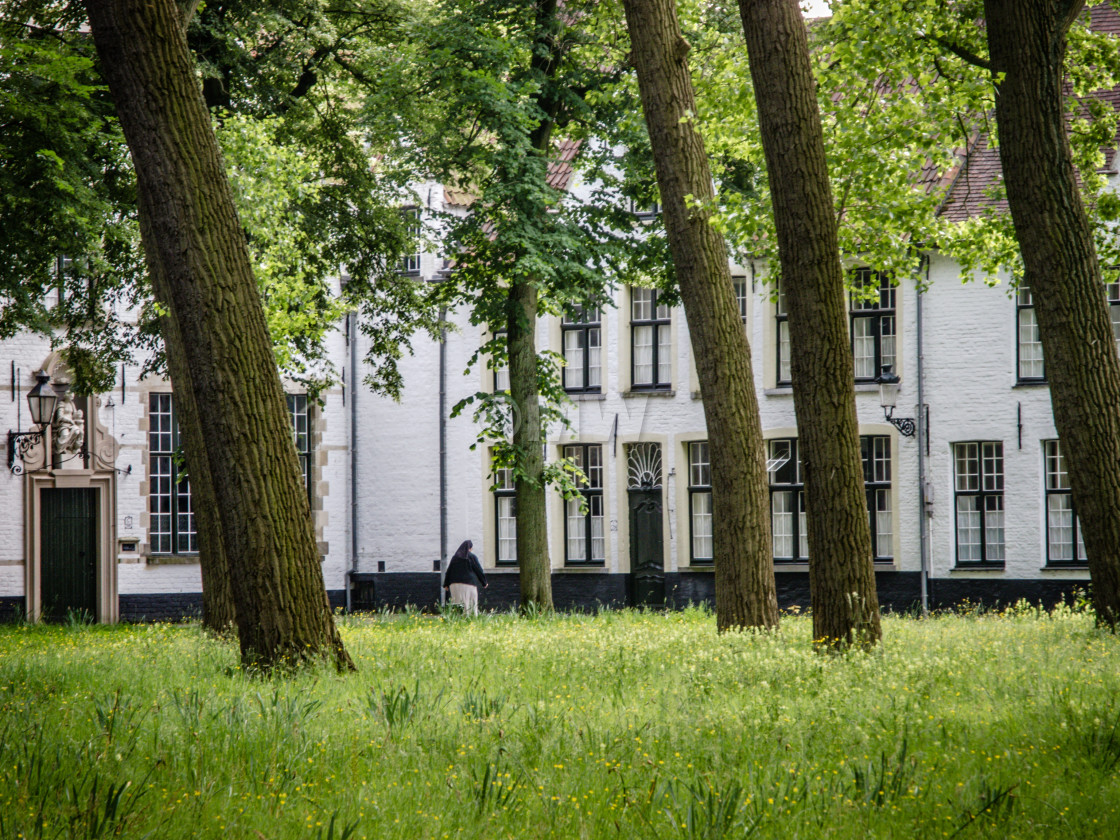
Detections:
[985, 0, 1120, 629]
[138, 200, 236, 634]
[737, 0, 881, 648]
[506, 0, 563, 613]
[508, 281, 553, 611]
[622, 0, 780, 631]
[85, 0, 354, 669]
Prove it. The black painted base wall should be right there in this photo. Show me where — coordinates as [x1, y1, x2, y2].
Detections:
[117, 590, 348, 623]
[0, 596, 23, 622]
[0, 577, 1090, 624]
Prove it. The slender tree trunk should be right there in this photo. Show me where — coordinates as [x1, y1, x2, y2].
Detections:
[508, 281, 553, 610]
[622, 0, 779, 631]
[139, 202, 235, 634]
[736, 0, 881, 648]
[985, 0, 1120, 629]
[506, 0, 564, 613]
[86, 0, 353, 670]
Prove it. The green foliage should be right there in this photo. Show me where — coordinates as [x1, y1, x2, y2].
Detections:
[2, 611, 1119, 838]
[682, 0, 1120, 291]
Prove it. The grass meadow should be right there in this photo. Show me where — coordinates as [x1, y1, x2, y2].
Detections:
[0, 605, 1118, 839]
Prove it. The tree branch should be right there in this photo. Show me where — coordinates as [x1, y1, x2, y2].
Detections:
[920, 34, 991, 71]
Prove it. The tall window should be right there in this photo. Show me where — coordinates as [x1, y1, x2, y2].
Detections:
[733, 277, 749, 326]
[631, 287, 671, 390]
[767, 436, 893, 564]
[861, 435, 893, 561]
[1044, 440, 1086, 565]
[850, 268, 896, 381]
[400, 207, 421, 275]
[1017, 285, 1045, 381]
[149, 394, 196, 555]
[287, 394, 312, 502]
[768, 439, 807, 562]
[1107, 277, 1120, 357]
[563, 444, 605, 564]
[954, 442, 1005, 565]
[494, 463, 517, 566]
[775, 281, 791, 385]
[562, 307, 601, 393]
[149, 393, 311, 555]
[688, 442, 713, 564]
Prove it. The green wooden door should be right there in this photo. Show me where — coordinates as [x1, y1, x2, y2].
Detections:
[628, 489, 665, 607]
[40, 488, 98, 622]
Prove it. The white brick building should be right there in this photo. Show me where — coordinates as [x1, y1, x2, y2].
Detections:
[2, 126, 1116, 622]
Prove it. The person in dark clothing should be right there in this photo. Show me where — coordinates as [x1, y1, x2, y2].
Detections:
[444, 539, 487, 615]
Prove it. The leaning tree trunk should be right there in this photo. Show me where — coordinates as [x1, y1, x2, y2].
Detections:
[139, 200, 235, 634]
[622, 0, 780, 631]
[508, 280, 553, 611]
[737, 0, 881, 649]
[86, 0, 354, 670]
[985, 0, 1120, 629]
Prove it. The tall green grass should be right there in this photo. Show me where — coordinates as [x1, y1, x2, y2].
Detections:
[0, 604, 1117, 839]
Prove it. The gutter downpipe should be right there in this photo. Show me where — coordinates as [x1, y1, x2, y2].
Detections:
[917, 256, 930, 617]
[439, 305, 448, 606]
[348, 309, 358, 613]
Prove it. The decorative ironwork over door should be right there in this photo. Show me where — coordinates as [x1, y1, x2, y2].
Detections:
[627, 443, 664, 607]
[39, 488, 98, 621]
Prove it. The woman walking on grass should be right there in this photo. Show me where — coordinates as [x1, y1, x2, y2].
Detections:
[444, 540, 487, 615]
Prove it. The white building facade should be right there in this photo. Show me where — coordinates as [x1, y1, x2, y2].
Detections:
[2, 158, 1114, 620]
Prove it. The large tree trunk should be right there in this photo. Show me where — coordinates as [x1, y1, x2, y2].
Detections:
[621, 0, 779, 631]
[508, 281, 553, 610]
[86, 0, 354, 670]
[985, 0, 1120, 629]
[737, 0, 881, 648]
[138, 201, 236, 634]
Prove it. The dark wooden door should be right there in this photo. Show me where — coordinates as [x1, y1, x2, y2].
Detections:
[40, 488, 98, 621]
[628, 489, 665, 607]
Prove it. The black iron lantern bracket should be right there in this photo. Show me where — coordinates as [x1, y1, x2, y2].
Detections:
[7, 430, 45, 475]
[881, 405, 917, 438]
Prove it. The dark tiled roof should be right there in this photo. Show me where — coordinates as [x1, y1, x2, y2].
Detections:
[939, 5, 1120, 220]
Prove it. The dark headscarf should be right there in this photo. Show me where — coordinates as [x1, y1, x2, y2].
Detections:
[451, 540, 473, 561]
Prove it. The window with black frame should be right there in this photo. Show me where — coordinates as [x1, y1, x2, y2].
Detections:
[775, 280, 791, 385]
[400, 207, 421, 275]
[1016, 285, 1045, 382]
[768, 438, 807, 562]
[688, 442, 713, 564]
[954, 441, 1005, 565]
[149, 393, 311, 554]
[850, 268, 895, 382]
[1044, 440, 1086, 565]
[493, 461, 517, 565]
[562, 307, 601, 393]
[563, 443, 605, 565]
[860, 435, 893, 561]
[148, 393, 197, 555]
[1107, 274, 1120, 357]
[287, 394, 312, 503]
[631, 287, 671, 390]
[733, 276, 748, 326]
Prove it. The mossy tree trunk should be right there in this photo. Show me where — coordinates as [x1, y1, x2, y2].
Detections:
[985, 0, 1120, 629]
[139, 200, 235, 634]
[508, 279, 553, 611]
[736, 0, 881, 648]
[622, 0, 780, 631]
[86, 0, 353, 670]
